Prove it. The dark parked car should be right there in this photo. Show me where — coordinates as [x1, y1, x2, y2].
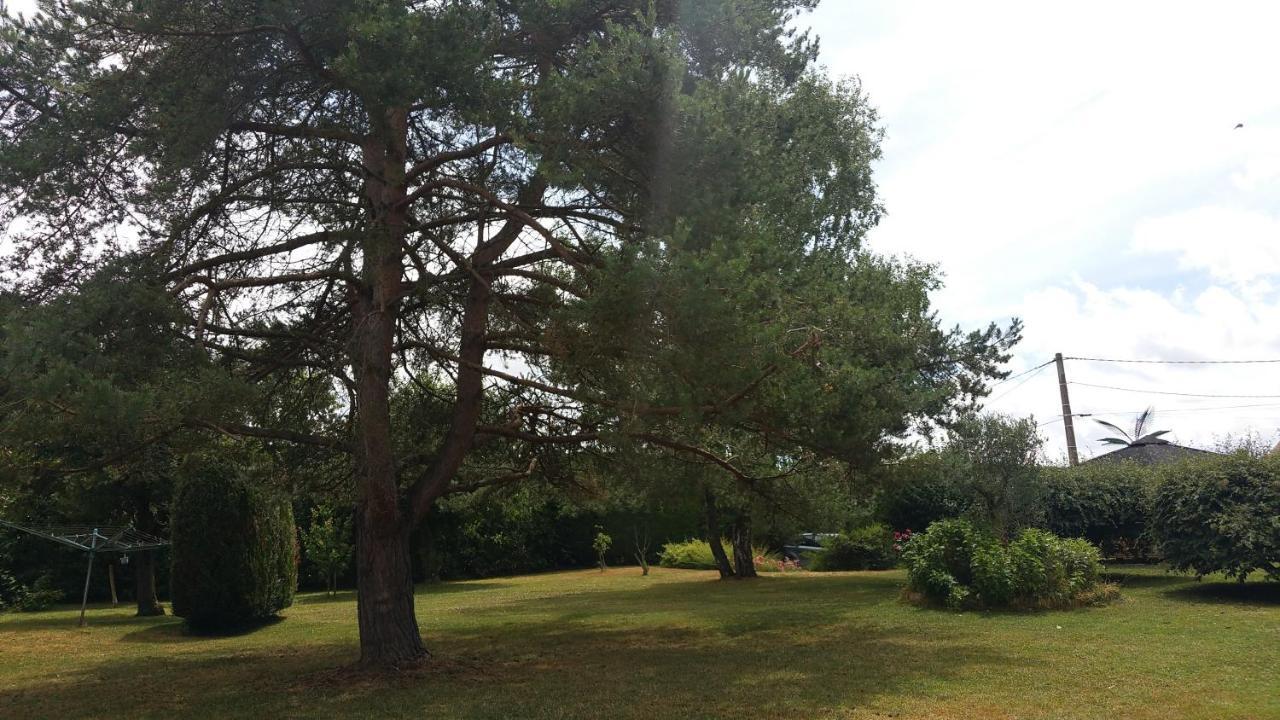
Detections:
[781, 532, 838, 567]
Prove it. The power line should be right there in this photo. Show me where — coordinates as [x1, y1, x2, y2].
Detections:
[988, 363, 1053, 403]
[1038, 401, 1280, 426]
[989, 358, 1055, 389]
[1085, 402, 1280, 415]
[1064, 355, 1280, 365]
[1069, 381, 1280, 399]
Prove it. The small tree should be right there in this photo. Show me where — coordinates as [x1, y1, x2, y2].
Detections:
[592, 529, 612, 573]
[302, 505, 353, 597]
[633, 525, 651, 577]
[948, 414, 1045, 539]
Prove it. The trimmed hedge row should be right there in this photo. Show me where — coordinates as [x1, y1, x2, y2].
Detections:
[880, 459, 1158, 561]
[1042, 463, 1156, 560]
[1151, 454, 1280, 581]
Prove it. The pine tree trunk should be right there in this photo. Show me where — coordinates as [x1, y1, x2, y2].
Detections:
[133, 550, 163, 616]
[731, 513, 757, 579]
[132, 495, 164, 616]
[351, 107, 428, 668]
[703, 488, 735, 579]
[355, 512, 424, 666]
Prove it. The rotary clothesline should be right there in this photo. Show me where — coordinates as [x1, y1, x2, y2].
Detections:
[0, 519, 169, 626]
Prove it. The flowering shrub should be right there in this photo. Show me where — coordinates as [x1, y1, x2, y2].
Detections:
[892, 528, 913, 554]
[903, 519, 1112, 610]
[754, 554, 804, 573]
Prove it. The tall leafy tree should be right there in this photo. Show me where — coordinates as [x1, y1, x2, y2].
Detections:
[1, 1, 1015, 666]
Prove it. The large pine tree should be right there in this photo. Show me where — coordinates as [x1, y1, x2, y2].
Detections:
[1, 1, 1016, 666]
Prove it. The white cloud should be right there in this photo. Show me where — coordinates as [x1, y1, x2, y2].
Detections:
[1132, 206, 1280, 291]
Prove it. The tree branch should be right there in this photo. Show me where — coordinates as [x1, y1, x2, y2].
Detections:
[228, 120, 362, 145]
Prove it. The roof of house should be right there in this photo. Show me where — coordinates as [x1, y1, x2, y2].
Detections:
[1083, 439, 1217, 465]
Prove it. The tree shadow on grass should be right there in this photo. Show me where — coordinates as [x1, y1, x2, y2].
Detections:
[295, 590, 359, 605]
[1103, 571, 1190, 589]
[0, 642, 357, 720]
[418, 579, 515, 596]
[0, 609, 175, 632]
[1162, 580, 1280, 606]
[295, 581, 515, 606]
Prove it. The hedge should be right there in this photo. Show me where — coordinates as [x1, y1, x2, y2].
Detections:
[1151, 454, 1280, 581]
[1042, 462, 1158, 560]
[170, 462, 297, 632]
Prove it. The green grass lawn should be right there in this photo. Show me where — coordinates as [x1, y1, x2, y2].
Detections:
[1, 565, 1277, 720]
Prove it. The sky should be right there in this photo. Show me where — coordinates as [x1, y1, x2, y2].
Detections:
[5, 0, 1280, 460]
[805, 0, 1280, 460]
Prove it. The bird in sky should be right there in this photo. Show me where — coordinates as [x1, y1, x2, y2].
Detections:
[1234, 123, 1245, 129]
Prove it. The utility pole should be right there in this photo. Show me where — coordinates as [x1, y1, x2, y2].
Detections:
[1054, 353, 1079, 466]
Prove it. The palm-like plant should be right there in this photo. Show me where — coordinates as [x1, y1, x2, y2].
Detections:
[1095, 406, 1171, 446]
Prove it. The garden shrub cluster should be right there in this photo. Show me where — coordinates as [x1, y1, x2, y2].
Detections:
[810, 525, 897, 571]
[903, 519, 1113, 610]
[170, 462, 298, 632]
[1151, 454, 1280, 581]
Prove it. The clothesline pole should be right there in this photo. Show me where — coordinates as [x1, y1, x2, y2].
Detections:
[78, 529, 99, 628]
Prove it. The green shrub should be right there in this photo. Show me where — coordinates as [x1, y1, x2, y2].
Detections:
[903, 519, 1109, 610]
[1008, 528, 1066, 604]
[171, 461, 298, 632]
[1060, 537, 1103, 593]
[658, 539, 719, 569]
[0, 573, 63, 613]
[902, 518, 984, 606]
[970, 542, 1015, 607]
[1151, 454, 1280, 581]
[592, 530, 612, 572]
[811, 525, 896, 571]
[1042, 463, 1157, 559]
[657, 539, 772, 570]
